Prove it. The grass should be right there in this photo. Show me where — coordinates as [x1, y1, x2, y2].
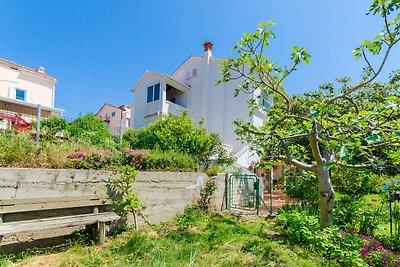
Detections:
[1, 208, 331, 267]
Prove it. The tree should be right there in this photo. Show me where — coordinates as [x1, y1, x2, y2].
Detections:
[219, 0, 400, 226]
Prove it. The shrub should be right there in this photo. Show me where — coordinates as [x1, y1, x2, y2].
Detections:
[120, 148, 198, 172]
[141, 150, 198, 171]
[334, 194, 387, 235]
[122, 112, 233, 167]
[284, 168, 318, 203]
[331, 167, 373, 197]
[68, 149, 117, 170]
[67, 114, 115, 147]
[40, 116, 68, 137]
[0, 130, 35, 167]
[358, 232, 400, 266]
[196, 178, 219, 211]
[275, 210, 366, 266]
[205, 165, 222, 177]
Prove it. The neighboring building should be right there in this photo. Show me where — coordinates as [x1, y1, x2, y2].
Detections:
[0, 58, 63, 128]
[96, 103, 132, 136]
[131, 41, 272, 168]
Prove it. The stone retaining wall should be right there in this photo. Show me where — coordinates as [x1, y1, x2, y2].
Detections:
[0, 168, 226, 251]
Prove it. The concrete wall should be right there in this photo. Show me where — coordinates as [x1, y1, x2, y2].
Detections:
[0, 168, 223, 251]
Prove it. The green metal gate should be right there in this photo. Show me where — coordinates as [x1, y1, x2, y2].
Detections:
[228, 174, 259, 211]
[228, 174, 272, 214]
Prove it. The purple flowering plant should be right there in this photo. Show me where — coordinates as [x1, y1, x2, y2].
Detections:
[357, 232, 400, 266]
[121, 148, 149, 168]
[68, 149, 114, 169]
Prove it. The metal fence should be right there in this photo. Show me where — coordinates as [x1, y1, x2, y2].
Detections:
[0, 104, 128, 146]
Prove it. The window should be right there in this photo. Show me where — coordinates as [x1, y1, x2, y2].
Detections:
[16, 89, 26, 101]
[111, 111, 116, 117]
[259, 97, 271, 112]
[147, 83, 161, 103]
[186, 68, 197, 79]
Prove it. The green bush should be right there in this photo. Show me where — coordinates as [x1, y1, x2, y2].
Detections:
[40, 116, 68, 137]
[275, 210, 365, 266]
[122, 112, 233, 167]
[0, 130, 35, 167]
[67, 114, 115, 147]
[284, 169, 318, 203]
[141, 150, 197, 171]
[334, 194, 387, 235]
[120, 148, 198, 172]
[331, 168, 373, 197]
[205, 165, 222, 177]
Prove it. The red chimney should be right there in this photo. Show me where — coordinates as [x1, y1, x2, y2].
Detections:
[203, 40, 213, 52]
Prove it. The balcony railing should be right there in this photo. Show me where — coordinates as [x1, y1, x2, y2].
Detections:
[165, 100, 186, 116]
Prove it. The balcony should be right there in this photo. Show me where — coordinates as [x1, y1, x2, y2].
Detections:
[165, 100, 186, 116]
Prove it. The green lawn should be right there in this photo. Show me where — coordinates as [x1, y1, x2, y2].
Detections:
[1, 208, 332, 267]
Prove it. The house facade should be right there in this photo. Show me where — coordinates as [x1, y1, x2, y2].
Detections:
[131, 41, 271, 167]
[96, 103, 132, 136]
[0, 58, 63, 129]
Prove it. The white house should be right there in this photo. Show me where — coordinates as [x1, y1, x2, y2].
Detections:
[131, 41, 271, 168]
[95, 103, 132, 136]
[0, 58, 63, 125]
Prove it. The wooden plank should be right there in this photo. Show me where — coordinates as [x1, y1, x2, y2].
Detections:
[0, 199, 113, 214]
[0, 195, 110, 206]
[0, 212, 120, 236]
[98, 222, 105, 244]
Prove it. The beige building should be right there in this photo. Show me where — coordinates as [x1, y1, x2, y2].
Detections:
[0, 58, 63, 127]
[96, 103, 132, 136]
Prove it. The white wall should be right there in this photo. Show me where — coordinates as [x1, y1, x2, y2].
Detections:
[133, 75, 163, 129]
[0, 63, 56, 108]
[132, 51, 267, 167]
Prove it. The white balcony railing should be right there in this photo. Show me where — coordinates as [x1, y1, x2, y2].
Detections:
[165, 100, 186, 116]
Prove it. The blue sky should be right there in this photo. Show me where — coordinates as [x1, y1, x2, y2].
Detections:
[0, 0, 398, 118]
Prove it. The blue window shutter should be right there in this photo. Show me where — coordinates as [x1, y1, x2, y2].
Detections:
[154, 83, 160, 101]
[147, 85, 153, 103]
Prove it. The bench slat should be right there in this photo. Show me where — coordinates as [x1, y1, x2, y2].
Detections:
[0, 195, 114, 214]
[0, 195, 110, 206]
[0, 199, 114, 214]
[0, 212, 120, 236]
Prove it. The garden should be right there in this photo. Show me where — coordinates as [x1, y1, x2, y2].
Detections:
[1, 0, 400, 266]
[0, 111, 233, 173]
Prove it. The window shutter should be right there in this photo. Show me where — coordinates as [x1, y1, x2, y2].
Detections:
[8, 87, 15, 98]
[26, 91, 32, 102]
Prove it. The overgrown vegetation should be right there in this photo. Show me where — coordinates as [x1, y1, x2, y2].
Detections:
[122, 112, 234, 168]
[276, 205, 400, 266]
[2, 210, 332, 267]
[0, 112, 229, 172]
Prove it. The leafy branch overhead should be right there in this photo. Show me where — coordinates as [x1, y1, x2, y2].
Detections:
[219, 0, 400, 226]
[219, 2, 400, 172]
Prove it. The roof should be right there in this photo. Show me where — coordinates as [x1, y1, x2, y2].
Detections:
[130, 71, 190, 93]
[0, 58, 57, 82]
[171, 55, 228, 77]
[0, 96, 64, 113]
[95, 103, 130, 116]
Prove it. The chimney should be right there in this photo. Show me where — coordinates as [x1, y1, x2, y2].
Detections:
[203, 40, 213, 52]
[36, 66, 45, 73]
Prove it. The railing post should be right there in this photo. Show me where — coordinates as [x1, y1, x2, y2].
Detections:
[119, 118, 123, 146]
[35, 104, 41, 147]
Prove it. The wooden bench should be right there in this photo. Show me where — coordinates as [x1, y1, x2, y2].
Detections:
[0, 195, 120, 244]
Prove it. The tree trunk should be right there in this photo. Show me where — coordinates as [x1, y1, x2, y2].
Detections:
[317, 166, 335, 227]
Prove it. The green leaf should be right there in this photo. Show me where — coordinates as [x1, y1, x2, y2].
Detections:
[366, 133, 381, 144]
